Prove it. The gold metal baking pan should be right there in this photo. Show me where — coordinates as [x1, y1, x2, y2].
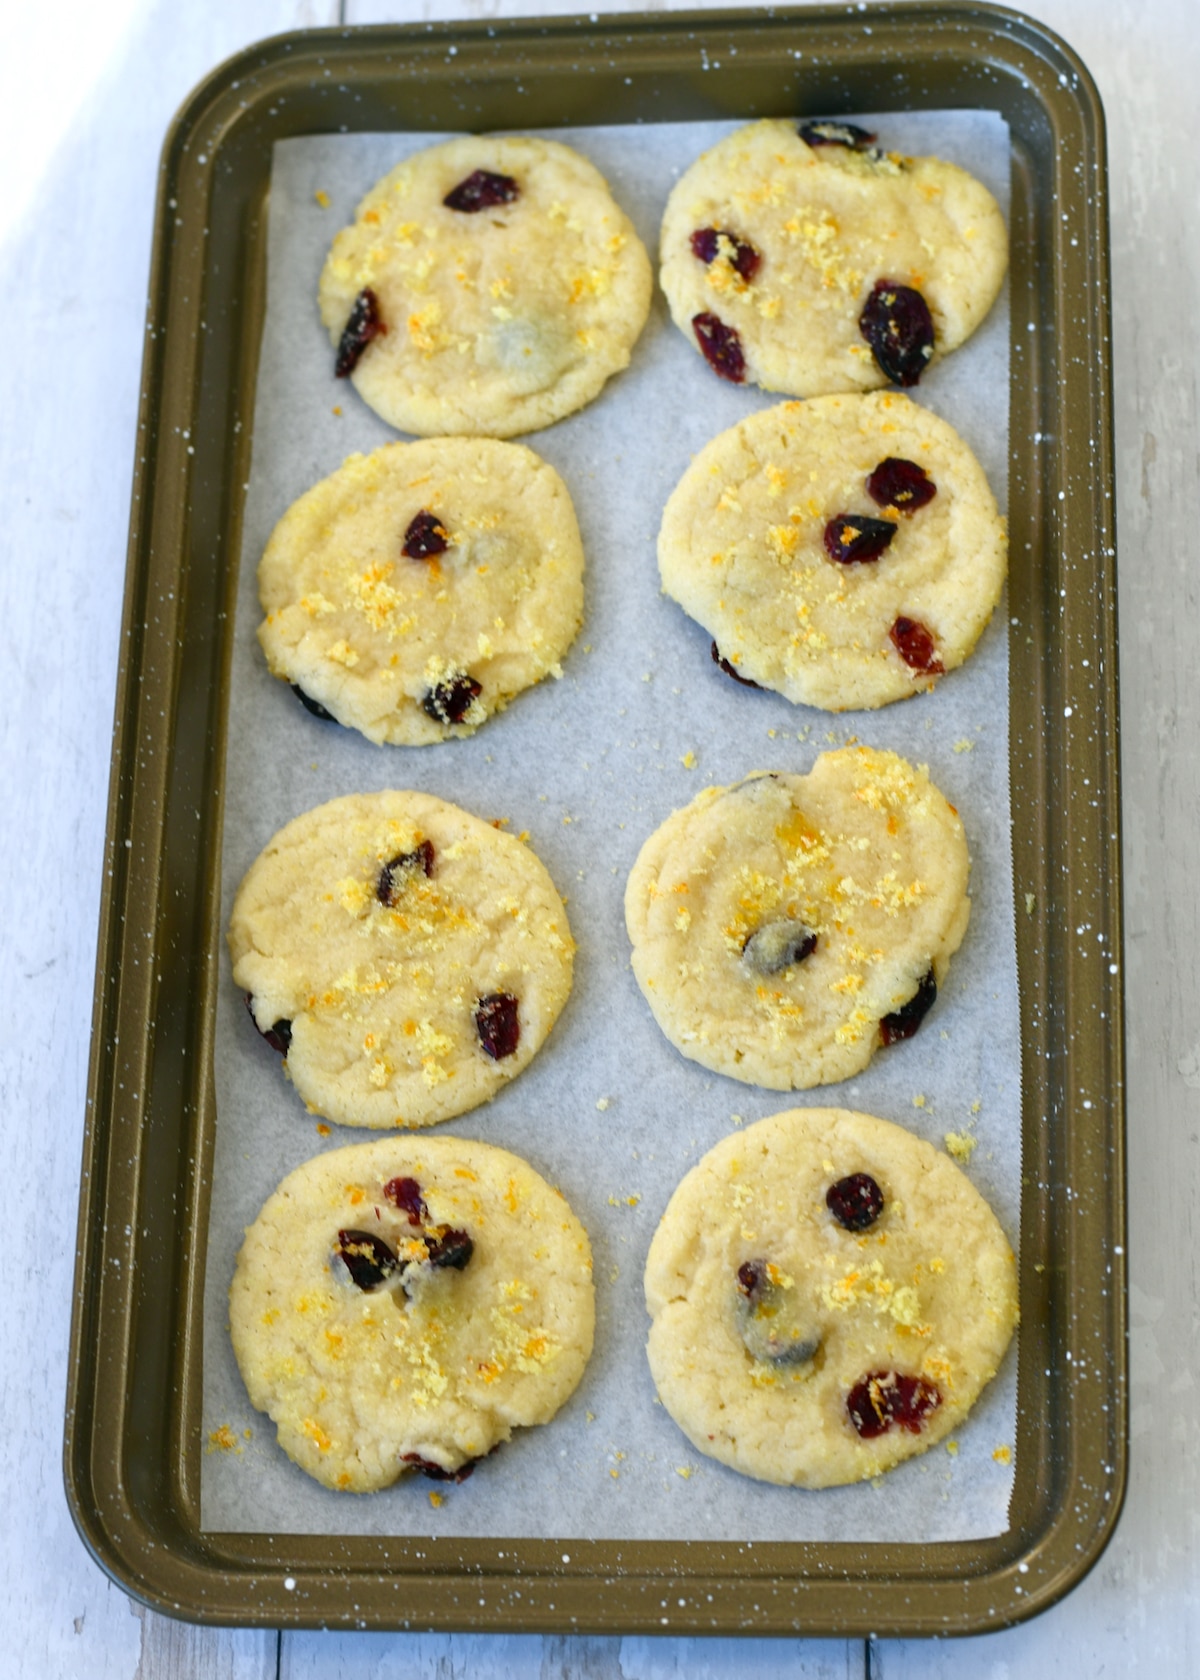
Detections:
[65, 3, 1123, 1635]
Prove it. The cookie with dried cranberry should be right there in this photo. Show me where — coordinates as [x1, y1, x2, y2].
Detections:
[645, 1107, 1017, 1487]
[258, 438, 584, 744]
[231, 1135, 595, 1491]
[319, 135, 652, 437]
[660, 119, 1006, 396]
[228, 791, 573, 1128]
[624, 748, 970, 1090]
[658, 392, 1005, 709]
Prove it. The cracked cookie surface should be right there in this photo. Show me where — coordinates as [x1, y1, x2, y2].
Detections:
[660, 119, 1006, 397]
[319, 134, 652, 437]
[624, 749, 970, 1090]
[658, 393, 1005, 710]
[258, 438, 584, 744]
[229, 791, 574, 1128]
[231, 1135, 594, 1491]
[644, 1107, 1017, 1487]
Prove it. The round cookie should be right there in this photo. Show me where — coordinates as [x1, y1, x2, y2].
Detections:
[231, 1135, 595, 1491]
[659, 119, 1006, 396]
[228, 791, 574, 1128]
[644, 1108, 1018, 1487]
[257, 438, 585, 744]
[658, 393, 1006, 710]
[624, 749, 970, 1090]
[319, 135, 653, 437]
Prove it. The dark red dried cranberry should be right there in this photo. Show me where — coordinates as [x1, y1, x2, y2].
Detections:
[826, 1172, 885, 1231]
[823, 513, 897, 564]
[711, 640, 763, 689]
[335, 1229, 402, 1291]
[690, 227, 762, 283]
[847, 1371, 941, 1438]
[377, 842, 435, 906]
[742, 920, 818, 976]
[879, 967, 938, 1046]
[798, 120, 878, 151]
[403, 510, 450, 559]
[384, 1176, 428, 1225]
[692, 312, 746, 384]
[426, 1228, 474, 1271]
[736, 1258, 768, 1301]
[866, 457, 936, 513]
[422, 673, 482, 726]
[335, 287, 386, 378]
[474, 992, 520, 1060]
[244, 993, 292, 1056]
[443, 170, 519, 212]
[890, 616, 945, 675]
[859, 280, 935, 387]
[291, 684, 337, 722]
[402, 1451, 483, 1482]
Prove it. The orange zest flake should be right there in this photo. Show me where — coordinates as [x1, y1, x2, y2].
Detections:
[207, 1424, 238, 1453]
[346, 1186, 366, 1205]
[363, 208, 381, 224]
[303, 1418, 333, 1452]
[476, 1359, 503, 1384]
[672, 880, 690, 894]
[315, 1122, 331, 1137]
[403, 1020, 418, 1036]
[336, 1472, 353, 1489]
[454, 1167, 478, 1181]
[363, 1033, 376, 1050]
[505, 1178, 519, 1213]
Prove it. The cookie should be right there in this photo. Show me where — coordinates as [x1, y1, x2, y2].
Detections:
[644, 1107, 1017, 1487]
[229, 791, 574, 1128]
[658, 393, 1006, 710]
[659, 119, 1006, 396]
[624, 749, 970, 1089]
[231, 1135, 595, 1491]
[257, 438, 585, 744]
[319, 135, 653, 437]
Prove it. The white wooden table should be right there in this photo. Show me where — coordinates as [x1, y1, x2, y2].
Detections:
[4, 0, 1194, 1673]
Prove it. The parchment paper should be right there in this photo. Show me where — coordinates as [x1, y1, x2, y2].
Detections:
[202, 111, 1018, 1542]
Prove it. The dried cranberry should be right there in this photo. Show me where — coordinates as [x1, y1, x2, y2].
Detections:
[823, 513, 896, 565]
[425, 1228, 474, 1271]
[377, 841, 436, 905]
[291, 684, 337, 722]
[335, 1229, 402, 1291]
[474, 992, 520, 1060]
[736, 1258, 768, 1301]
[443, 170, 519, 212]
[690, 227, 762, 283]
[422, 673, 482, 726]
[866, 457, 936, 513]
[798, 120, 878, 151]
[244, 994, 292, 1056]
[826, 1172, 885, 1231]
[335, 287, 386, 378]
[890, 616, 945, 675]
[859, 280, 935, 387]
[402, 1451, 483, 1482]
[692, 312, 746, 384]
[847, 1371, 941, 1438]
[711, 640, 763, 689]
[384, 1176, 428, 1225]
[879, 967, 938, 1045]
[403, 510, 450, 560]
[742, 920, 818, 976]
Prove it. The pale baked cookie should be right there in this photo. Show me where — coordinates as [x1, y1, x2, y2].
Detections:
[624, 749, 969, 1089]
[660, 119, 1006, 394]
[320, 135, 653, 437]
[644, 1107, 1017, 1487]
[658, 393, 1006, 710]
[229, 791, 574, 1128]
[231, 1135, 595, 1491]
[257, 438, 584, 744]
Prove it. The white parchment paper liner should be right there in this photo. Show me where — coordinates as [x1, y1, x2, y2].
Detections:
[201, 112, 1017, 1543]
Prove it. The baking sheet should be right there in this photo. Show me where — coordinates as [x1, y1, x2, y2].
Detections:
[201, 109, 1017, 1543]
